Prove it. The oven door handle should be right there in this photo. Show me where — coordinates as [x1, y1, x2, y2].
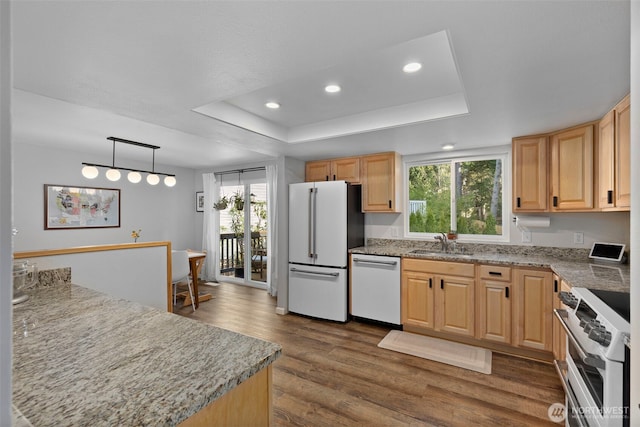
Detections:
[553, 360, 588, 427]
[554, 309, 606, 370]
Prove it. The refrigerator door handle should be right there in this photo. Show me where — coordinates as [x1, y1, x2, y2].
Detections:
[311, 187, 317, 259]
[308, 188, 314, 258]
[290, 267, 339, 277]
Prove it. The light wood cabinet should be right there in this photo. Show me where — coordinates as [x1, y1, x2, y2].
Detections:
[402, 270, 435, 329]
[305, 160, 332, 182]
[401, 259, 475, 337]
[599, 94, 631, 210]
[305, 151, 400, 212]
[549, 123, 595, 211]
[513, 268, 553, 351]
[512, 136, 548, 212]
[614, 95, 631, 209]
[305, 157, 360, 183]
[477, 265, 512, 344]
[361, 152, 401, 212]
[552, 275, 571, 361]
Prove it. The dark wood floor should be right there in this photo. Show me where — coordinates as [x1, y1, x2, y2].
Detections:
[175, 282, 564, 426]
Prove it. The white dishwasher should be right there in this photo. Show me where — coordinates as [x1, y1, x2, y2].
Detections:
[350, 254, 401, 326]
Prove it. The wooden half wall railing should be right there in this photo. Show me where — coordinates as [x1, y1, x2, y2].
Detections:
[13, 241, 173, 312]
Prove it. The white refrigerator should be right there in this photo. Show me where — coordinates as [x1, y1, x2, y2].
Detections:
[288, 181, 364, 321]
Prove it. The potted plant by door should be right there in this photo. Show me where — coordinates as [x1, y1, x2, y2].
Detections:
[231, 190, 244, 211]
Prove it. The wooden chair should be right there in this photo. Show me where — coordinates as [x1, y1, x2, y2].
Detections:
[172, 250, 195, 312]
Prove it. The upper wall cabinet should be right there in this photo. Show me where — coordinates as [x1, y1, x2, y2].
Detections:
[305, 152, 401, 213]
[549, 123, 594, 211]
[512, 136, 548, 212]
[305, 157, 361, 184]
[597, 94, 630, 211]
[512, 94, 630, 213]
[361, 152, 402, 213]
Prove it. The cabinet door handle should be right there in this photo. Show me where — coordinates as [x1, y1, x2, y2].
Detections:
[607, 190, 613, 204]
[333, 174, 336, 181]
[505, 287, 509, 299]
[388, 200, 392, 209]
[325, 175, 329, 181]
[440, 279, 444, 290]
[516, 197, 521, 208]
[553, 196, 558, 207]
[429, 278, 432, 289]
[489, 271, 502, 276]
[554, 279, 559, 293]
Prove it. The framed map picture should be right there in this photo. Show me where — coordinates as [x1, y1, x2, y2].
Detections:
[45, 184, 120, 229]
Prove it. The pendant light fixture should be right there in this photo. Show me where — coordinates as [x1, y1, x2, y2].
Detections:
[81, 137, 176, 187]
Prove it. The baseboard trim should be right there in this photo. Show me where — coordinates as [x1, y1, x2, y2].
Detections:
[275, 306, 287, 315]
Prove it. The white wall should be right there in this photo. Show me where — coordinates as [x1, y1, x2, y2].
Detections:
[13, 142, 198, 252]
[0, 1, 12, 423]
[629, 1, 638, 423]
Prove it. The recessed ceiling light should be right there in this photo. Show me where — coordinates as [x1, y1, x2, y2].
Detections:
[403, 62, 422, 73]
[325, 84, 341, 93]
[265, 102, 280, 109]
[441, 143, 455, 151]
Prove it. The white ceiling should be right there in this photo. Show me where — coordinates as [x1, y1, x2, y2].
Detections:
[11, 1, 630, 170]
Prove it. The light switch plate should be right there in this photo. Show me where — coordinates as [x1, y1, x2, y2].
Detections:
[574, 232, 584, 245]
[522, 230, 532, 243]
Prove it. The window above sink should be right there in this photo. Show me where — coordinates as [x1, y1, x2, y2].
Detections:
[404, 147, 510, 243]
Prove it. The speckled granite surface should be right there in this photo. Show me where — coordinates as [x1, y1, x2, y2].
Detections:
[352, 239, 630, 292]
[12, 405, 33, 427]
[12, 284, 281, 426]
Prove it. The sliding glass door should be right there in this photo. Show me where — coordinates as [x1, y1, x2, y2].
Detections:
[218, 178, 268, 287]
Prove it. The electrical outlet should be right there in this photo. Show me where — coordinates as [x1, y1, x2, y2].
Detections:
[391, 228, 399, 238]
[574, 232, 584, 245]
[522, 230, 532, 243]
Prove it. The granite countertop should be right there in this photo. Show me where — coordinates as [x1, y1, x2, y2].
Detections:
[351, 239, 630, 292]
[12, 283, 281, 426]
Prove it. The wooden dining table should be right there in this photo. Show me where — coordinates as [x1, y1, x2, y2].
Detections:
[180, 251, 211, 309]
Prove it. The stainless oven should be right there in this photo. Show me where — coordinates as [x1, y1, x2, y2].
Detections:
[554, 288, 630, 427]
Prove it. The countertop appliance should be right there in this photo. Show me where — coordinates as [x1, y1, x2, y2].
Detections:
[13, 260, 38, 304]
[350, 254, 401, 325]
[555, 287, 630, 427]
[288, 181, 364, 322]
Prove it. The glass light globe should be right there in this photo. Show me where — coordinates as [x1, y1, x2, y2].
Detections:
[105, 169, 121, 181]
[127, 171, 142, 183]
[81, 165, 99, 179]
[147, 174, 160, 185]
[164, 176, 177, 187]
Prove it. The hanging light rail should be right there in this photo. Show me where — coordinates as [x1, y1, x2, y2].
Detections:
[81, 137, 176, 187]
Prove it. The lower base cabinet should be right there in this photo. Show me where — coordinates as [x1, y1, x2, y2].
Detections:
[402, 260, 555, 357]
[476, 265, 512, 345]
[402, 259, 475, 337]
[513, 268, 553, 351]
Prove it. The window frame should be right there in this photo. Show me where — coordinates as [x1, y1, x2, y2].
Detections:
[403, 147, 511, 243]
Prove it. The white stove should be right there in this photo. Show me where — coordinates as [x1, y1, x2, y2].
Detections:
[555, 287, 630, 427]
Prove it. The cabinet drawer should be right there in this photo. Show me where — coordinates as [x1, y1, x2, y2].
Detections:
[402, 258, 474, 277]
[478, 265, 511, 281]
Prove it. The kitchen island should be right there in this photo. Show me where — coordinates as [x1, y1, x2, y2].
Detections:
[12, 282, 281, 426]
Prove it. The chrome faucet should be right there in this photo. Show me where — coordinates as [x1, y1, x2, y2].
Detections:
[434, 232, 449, 252]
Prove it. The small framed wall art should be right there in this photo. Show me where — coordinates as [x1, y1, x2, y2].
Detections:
[44, 184, 120, 229]
[195, 191, 204, 212]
